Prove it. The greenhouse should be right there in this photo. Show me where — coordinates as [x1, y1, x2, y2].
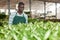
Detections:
[0, 0, 60, 40]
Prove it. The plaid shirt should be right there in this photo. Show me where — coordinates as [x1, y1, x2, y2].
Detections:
[9, 12, 28, 26]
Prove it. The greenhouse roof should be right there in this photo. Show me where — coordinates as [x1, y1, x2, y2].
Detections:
[0, 0, 60, 9]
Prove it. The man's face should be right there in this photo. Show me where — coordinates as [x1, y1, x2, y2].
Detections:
[18, 5, 24, 12]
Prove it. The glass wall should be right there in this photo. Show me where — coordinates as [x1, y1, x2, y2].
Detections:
[57, 3, 60, 19]
[45, 2, 56, 19]
[31, 0, 44, 18]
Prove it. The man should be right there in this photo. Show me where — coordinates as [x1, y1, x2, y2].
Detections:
[9, 2, 28, 25]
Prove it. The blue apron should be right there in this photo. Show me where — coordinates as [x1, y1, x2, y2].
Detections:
[12, 13, 26, 25]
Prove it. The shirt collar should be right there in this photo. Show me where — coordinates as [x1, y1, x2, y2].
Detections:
[16, 12, 24, 16]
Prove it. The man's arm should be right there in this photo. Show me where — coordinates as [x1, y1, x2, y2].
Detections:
[26, 15, 28, 23]
[24, 14, 28, 24]
[9, 12, 16, 26]
[9, 15, 13, 26]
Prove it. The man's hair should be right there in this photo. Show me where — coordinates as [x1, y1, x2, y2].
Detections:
[18, 2, 24, 6]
